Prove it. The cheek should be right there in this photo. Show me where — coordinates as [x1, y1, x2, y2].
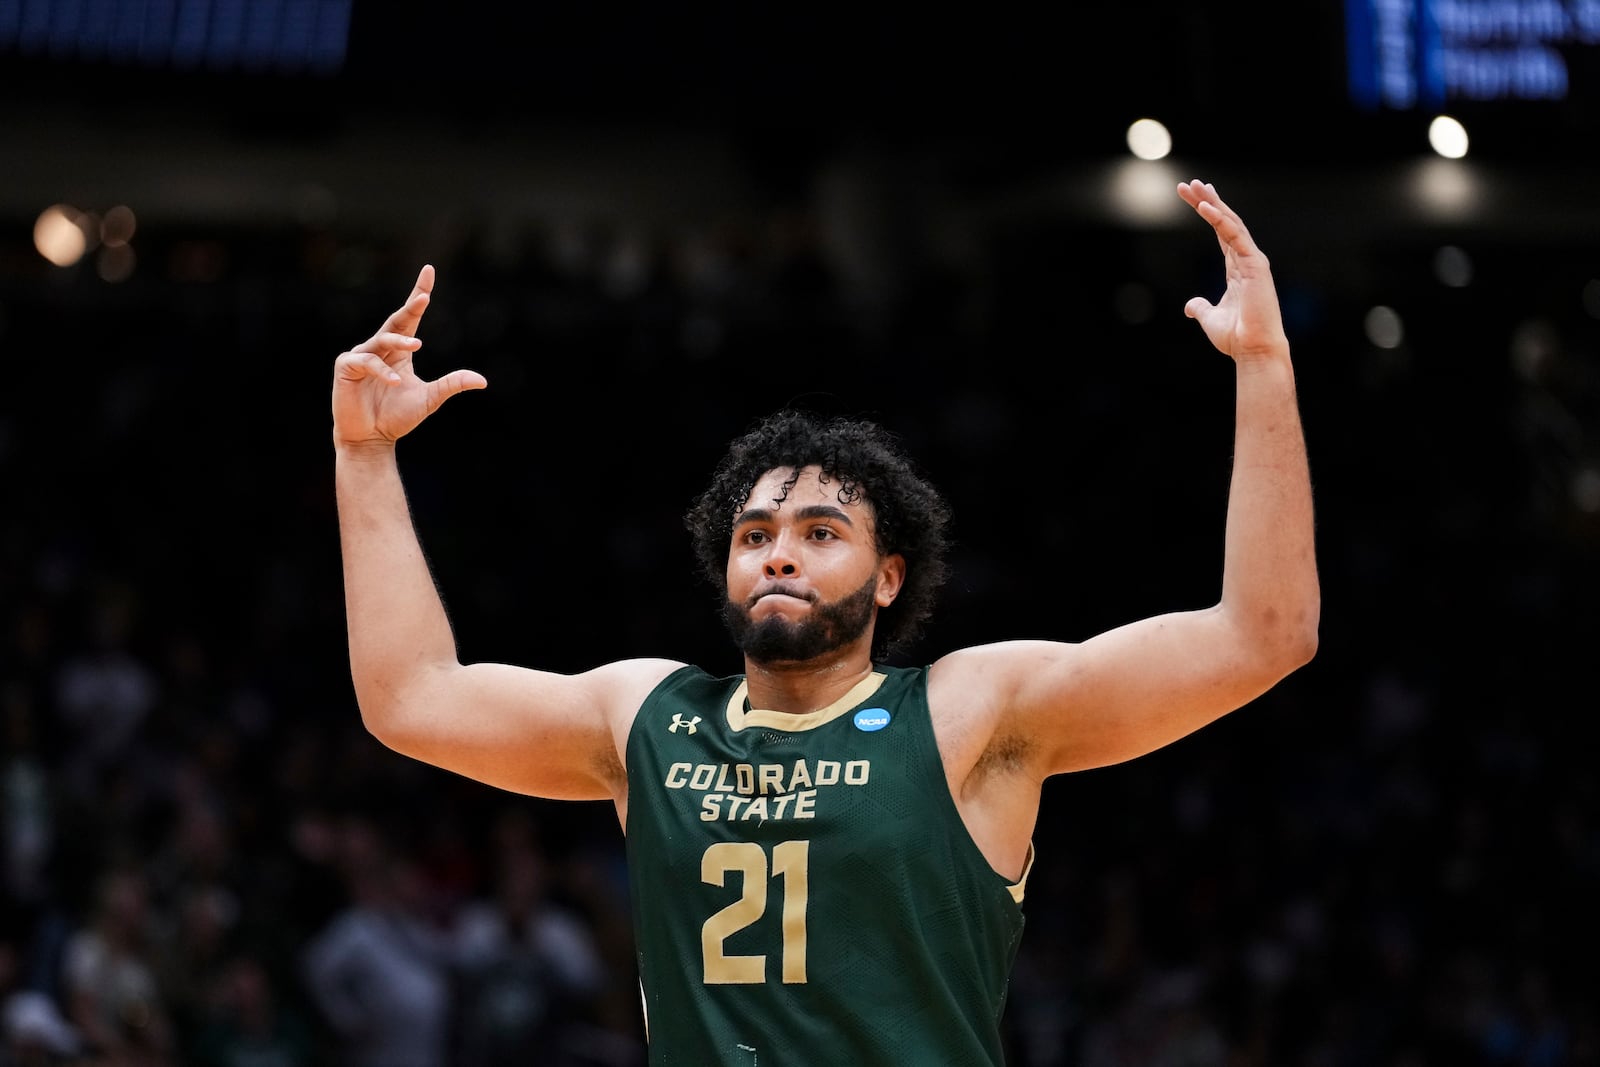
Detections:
[725, 553, 757, 594]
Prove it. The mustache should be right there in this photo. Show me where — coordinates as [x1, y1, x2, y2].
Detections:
[746, 582, 819, 608]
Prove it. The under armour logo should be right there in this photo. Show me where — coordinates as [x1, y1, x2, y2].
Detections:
[669, 714, 702, 735]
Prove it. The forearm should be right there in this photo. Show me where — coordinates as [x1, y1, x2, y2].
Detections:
[1220, 351, 1320, 660]
[335, 443, 461, 718]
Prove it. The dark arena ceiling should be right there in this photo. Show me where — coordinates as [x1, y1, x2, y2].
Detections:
[3, 0, 1599, 248]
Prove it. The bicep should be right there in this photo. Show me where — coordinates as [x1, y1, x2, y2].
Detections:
[365, 657, 682, 801]
[959, 608, 1289, 777]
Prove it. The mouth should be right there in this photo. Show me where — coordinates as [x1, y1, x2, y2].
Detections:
[749, 584, 817, 608]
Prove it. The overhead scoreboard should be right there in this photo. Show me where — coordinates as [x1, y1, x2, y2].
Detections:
[0, 0, 354, 74]
[1346, 0, 1600, 108]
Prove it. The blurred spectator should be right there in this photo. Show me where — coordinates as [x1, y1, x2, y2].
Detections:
[51, 585, 158, 805]
[145, 792, 242, 1025]
[299, 817, 452, 1067]
[2, 684, 54, 909]
[151, 883, 237, 1052]
[449, 824, 614, 1067]
[189, 954, 315, 1067]
[58, 867, 175, 1064]
[2, 990, 84, 1066]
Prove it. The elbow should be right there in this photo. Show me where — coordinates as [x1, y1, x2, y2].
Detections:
[1296, 591, 1322, 664]
[1269, 599, 1320, 675]
[1237, 596, 1319, 681]
[358, 696, 433, 762]
[1286, 621, 1319, 670]
[352, 675, 421, 747]
[352, 661, 458, 751]
[356, 692, 405, 747]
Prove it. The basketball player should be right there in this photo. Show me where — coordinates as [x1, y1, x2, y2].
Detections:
[330, 180, 1319, 1065]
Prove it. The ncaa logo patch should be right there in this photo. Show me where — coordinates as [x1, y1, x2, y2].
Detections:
[853, 708, 891, 732]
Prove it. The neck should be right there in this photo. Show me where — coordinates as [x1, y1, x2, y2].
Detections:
[742, 645, 875, 715]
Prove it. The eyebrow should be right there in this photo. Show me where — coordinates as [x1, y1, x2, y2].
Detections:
[733, 504, 857, 529]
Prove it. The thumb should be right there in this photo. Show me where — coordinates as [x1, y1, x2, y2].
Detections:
[1184, 296, 1212, 320]
[425, 369, 489, 414]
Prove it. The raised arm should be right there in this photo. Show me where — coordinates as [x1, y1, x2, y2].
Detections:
[332, 267, 678, 802]
[933, 180, 1320, 779]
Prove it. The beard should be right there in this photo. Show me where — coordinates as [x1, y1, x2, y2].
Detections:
[723, 575, 879, 665]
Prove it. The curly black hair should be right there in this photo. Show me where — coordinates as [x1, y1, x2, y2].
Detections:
[685, 410, 951, 660]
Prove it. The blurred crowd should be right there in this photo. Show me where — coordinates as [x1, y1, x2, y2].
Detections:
[3, 176, 1599, 1066]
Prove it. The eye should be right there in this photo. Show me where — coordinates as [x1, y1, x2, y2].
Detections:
[808, 526, 838, 541]
[741, 529, 770, 545]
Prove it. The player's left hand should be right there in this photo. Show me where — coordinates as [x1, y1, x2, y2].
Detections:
[1178, 180, 1290, 364]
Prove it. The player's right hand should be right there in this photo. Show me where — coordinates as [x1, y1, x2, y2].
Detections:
[331, 265, 487, 449]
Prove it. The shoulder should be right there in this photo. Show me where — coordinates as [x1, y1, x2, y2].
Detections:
[925, 641, 1088, 779]
[615, 660, 743, 748]
[612, 660, 740, 709]
[580, 658, 693, 719]
[927, 640, 1086, 709]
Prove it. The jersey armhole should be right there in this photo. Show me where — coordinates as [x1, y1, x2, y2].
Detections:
[912, 664, 1038, 908]
[1006, 842, 1036, 904]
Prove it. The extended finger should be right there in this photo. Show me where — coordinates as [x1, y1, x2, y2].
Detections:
[354, 331, 424, 357]
[378, 265, 435, 337]
[1183, 183, 1262, 252]
[334, 350, 402, 384]
[1197, 201, 1264, 264]
[1178, 179, 1235, 215]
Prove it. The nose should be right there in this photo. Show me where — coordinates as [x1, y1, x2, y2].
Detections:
[763, 530, 799, 578]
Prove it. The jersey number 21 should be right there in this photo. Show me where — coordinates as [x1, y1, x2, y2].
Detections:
[701, 840, 809, 984]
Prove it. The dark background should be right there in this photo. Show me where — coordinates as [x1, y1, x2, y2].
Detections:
[3, 1, 1599, 1064]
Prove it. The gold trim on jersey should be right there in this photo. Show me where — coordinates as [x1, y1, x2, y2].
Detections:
[725, 672, 888, 733]
[1007, 842, 1036, 904]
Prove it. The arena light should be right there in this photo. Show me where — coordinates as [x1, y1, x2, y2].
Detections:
[1106, 158, 1184, 226]
[1125, 118, 1173, 161]
[1410, 157, 1480, 219]
[101, 205, 137, 247]
[1364, 306, 1405, 349]
[34, 205, 93, 267]
[1428, 115, 1469, 159]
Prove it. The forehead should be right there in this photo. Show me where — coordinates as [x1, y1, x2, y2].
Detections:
[740, 465, 872, 518]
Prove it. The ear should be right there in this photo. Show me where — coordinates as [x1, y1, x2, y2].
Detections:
[875, 554, 906, 607]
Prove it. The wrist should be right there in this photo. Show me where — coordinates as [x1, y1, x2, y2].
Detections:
[1234, 342, 1293, 373]
[333, 436, 398, 462]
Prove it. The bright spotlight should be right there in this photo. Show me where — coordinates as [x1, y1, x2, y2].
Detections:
[1428, 115, 1469, 159]
[34, 205, 92, 267]
[1126, 118, 1173, 161]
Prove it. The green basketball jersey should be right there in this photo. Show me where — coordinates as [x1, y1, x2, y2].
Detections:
[624, 664, 1031, 1066]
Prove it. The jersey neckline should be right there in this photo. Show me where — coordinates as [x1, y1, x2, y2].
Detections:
[724, 671, 888, 733]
